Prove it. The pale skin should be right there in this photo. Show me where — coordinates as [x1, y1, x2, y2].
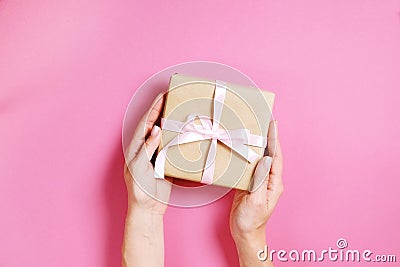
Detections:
[122, 93, 283, 267]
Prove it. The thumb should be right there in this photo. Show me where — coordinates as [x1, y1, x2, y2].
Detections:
[133, 125, 161, 167]
[144, 125, 161, 157]
[249, 156, 272, 204]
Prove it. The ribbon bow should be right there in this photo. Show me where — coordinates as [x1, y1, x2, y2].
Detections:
[154, 80, 266, 184]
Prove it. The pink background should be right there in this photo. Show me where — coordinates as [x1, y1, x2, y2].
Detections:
[1, 1, 399, 266]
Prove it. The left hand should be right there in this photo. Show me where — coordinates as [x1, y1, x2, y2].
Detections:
[124, 93, 172, 215]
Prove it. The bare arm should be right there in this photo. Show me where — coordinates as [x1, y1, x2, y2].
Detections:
[122, 94, 171, 267]
[122, 207, 164, 267]
[230, 120, 283, 267]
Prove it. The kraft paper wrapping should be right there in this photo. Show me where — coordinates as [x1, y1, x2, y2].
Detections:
[158, 73, 274, 190]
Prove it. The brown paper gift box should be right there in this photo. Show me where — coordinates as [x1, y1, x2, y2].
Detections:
[158, 74, 275, 190]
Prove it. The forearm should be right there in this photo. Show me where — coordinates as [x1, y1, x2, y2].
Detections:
[122, 206, 164, 267]
[234, 232, 274, 267]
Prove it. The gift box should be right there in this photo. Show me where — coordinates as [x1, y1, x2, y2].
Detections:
[154, 73, 274, 190]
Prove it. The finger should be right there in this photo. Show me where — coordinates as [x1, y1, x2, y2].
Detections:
[250, 156, 272, 193]
[144, 125, 162, 157]
[133, 125, 161, 166]
[266, 147, 283, 210]
[126, 93, 165, 160]
[249, 156, 273, 202]
[264, 120, 283, 210]
[132, 93, 165, 142]
[267, 120, 278, 157]
[265, 170, 284, 211]
[267, 120, 282, 175]
[270, 140, 283, 177]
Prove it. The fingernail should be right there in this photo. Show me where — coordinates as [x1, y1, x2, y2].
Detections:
[273, 120, 278, 137]
[151, 125, 160, 137]
[264, 156, 273, 169]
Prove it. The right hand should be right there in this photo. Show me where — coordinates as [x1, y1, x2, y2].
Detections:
[229, 120, 284, 241]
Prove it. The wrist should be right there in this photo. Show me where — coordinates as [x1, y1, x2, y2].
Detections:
[127, 204, 164, 222]
[122, 201, 165, 267]
[124, 204, 164, 244]
[233, 230, 271, 267]
[232, 228, 266, 247]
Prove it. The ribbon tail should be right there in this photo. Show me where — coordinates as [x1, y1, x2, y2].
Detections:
[219, 139, 260, 163]
[247, 133, 267, 147]
[201, 139, 218, 184]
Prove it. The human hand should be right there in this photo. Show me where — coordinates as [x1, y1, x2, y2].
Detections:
[230, 120, 283, 243]
[122, 94, 170, 267]
[124, 93, 172, 215]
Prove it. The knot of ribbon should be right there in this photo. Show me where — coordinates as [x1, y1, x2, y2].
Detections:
[154, 80, 266, 184]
